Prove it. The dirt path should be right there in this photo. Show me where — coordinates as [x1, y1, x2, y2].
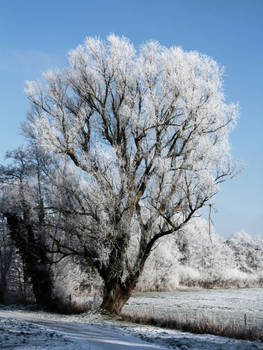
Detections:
[0, 310, 167, 350]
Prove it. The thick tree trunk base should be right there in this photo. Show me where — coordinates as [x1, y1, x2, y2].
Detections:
[100, 280, 137, 315]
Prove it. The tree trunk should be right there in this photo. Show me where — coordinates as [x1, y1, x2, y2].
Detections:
[100, 276, 138, 315]
[0, 277, 8, 304]
[28, 263, 54, 308]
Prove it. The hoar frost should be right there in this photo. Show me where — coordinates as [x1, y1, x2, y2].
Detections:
[22, 34, 238, 314]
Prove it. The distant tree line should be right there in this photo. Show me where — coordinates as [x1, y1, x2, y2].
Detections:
[138, 218, 263, 291]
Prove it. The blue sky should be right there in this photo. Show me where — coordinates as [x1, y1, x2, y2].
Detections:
[1, 0, 262, 238]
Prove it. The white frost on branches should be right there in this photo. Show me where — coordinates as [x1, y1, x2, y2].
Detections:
[23, 35, 238, 308]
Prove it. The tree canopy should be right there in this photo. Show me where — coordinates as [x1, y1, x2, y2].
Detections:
[22, 35, 238, 313]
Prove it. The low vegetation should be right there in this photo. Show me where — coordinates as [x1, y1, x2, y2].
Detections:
[121, 310, 263, 342]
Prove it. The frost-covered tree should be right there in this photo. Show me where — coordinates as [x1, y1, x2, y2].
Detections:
[228, 231, 263, 273]
[0, 215, 13, 303]
[137, 235, 182, 291]
[23, 35, 238, 314]
[138, 218, 263, 291]
[0, 146, 57, 308]
[175, 217, 237, 287]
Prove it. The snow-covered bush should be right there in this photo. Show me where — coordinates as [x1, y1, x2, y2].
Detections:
[53, 258, 103, 312]
[137, 236, 181, 291]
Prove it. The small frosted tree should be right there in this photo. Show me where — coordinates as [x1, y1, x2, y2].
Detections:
[0, 147, 57, 308]
[23, 35, 238, 314]
[228, 231, 263, 273]
[0, 215, 13, 303]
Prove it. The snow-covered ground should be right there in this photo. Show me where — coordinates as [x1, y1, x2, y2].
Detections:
[126, 325, 263, 350]
[0, 303, 262, 349]
[0, 316, 77, 350]
[0, 308, 167, 349]
[123, 288, 263, 328]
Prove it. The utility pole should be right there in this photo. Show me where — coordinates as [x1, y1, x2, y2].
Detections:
[208, 203, 215, 242]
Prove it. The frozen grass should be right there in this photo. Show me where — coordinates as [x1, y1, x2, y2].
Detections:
[121, 310, 263, 342]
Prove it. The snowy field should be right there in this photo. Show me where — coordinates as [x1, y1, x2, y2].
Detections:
[123, 288, 263, 328]
[0, 289, 263, 350]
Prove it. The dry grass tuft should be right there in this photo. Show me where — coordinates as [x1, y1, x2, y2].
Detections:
[120, 311, 263, 342]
